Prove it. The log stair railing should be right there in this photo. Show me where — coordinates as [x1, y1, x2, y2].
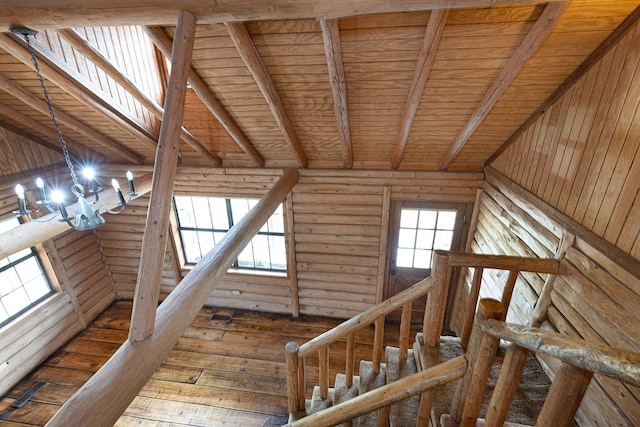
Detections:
[284, 251, 560, 427]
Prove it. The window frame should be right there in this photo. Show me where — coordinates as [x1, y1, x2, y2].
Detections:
[172, 195, 288, 274]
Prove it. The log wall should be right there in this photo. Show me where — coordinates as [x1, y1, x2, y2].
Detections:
[473, 19, 640, 427]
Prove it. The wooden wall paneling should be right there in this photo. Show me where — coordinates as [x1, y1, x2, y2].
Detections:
[285, 193, 299, 316]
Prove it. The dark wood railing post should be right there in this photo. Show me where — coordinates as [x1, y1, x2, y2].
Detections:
[484, 343, 529, 425]
[345, 332, 355, 388]
[285, 341, 302, 414]
[319, 345, 330, 399]
[460, 266, 483, 348]
[399, 300, 412, 363]
[451, 298, 504, 425]
[372, 315, 385, 372]
[537, 363, 594, 427]
[424, 250, 450, 346]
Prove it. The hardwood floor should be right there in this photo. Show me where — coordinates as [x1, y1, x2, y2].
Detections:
[0, 301, 415, 426]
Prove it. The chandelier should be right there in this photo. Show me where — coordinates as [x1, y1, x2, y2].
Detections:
[11, 27, 136, 231]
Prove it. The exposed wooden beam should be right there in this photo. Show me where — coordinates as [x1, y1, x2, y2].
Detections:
[0, 0, 563, 30]
[320, 18, 351, 168]
[129, 11, 197, 343]
[487, 3, 640, 166]
[45, 169, 299, 427]
[56, 28, 221, 167]
[225, 22, 308, 168]
[0, 33, 160, 153]
[391, 9, 448, 169]
[145, 26, 265, 167]
[0, 103, 104, 161]
[438, 1, 569, 170]
[0, 71, 144, 164]
[0, 173, 153, 260]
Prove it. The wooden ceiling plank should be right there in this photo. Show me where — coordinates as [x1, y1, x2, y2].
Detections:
[0, 0, 563, 30]
[56, 28, 221, 167]
[391, 9, 448, 170]
[145, 26, 265, 167]
[320, 18, 352, 169]
[0, 71, 144, 164]
[0, 33, 160, 153]
[129, 11, 197, 344]
[438, 1, 570, 170]
[225, 22, 308, 168]
[487, 3, 640, 166]
[0, 102, 104, 161]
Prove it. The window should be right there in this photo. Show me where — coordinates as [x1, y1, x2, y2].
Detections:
[0, 218, 54, 327]
[396, 208, 457, 269]
[173, 196, 286, 271]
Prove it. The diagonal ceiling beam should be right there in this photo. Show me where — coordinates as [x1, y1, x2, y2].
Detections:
[391, 9, 448, 170]
[57, 28, 221, 167]
[320, 18, 352, 169]
[225, 22, 308, 168]
[0, 71, 144, 164]
[145, 25, 265, 167]
[0, 0, 564, 30]
[438, 1, 570, 170]
[0, 103, 104, 162]
[0, 33, 161, 154]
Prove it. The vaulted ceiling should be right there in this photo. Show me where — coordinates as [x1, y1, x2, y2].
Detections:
[0, 0, 638, 172]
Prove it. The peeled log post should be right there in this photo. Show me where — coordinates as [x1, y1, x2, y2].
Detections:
[45, 169, 299, 427]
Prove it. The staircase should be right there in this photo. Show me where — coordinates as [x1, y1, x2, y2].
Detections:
[283, 251, 640, 427]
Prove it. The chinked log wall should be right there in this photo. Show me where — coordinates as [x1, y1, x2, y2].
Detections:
[99, 166, 482, 318]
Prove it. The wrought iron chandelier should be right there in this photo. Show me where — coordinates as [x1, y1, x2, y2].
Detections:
[11, 27, 136, 231]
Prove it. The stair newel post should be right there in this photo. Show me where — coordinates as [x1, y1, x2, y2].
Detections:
[286, 341, 304, 413]
[346, 332, 355, 388]
[424, 250, 450, 346]
[319, 345, 330, 399]
[450, 298, 504, 426]
[399, 300, 412, 363]
[536, 363, 594, 427]
[372, 315, 385, 373]
[484, 343, 529, 425]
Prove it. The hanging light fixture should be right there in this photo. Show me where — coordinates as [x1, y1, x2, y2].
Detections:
[10, 27, 136, 231]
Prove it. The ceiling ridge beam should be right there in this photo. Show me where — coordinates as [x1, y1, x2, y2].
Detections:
[225, 22, 308, 168]
[320, 18, 352, 169]
[0, 33, 161, 154]
[56, 28, 221, 167]
[145, 25, 265, 167]
[487, 3, 640, 166]
[391, 9, 448, 170]
[0, 71, 144, 164]
[438, 1, 570, 171]
[0, 0, 564, 30]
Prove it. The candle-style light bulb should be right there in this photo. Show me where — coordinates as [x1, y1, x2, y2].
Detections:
[14, 184, 28, 215]
[83, 167, 98, 193]
[51, 190, 69, 220]
[112, 179, 127, 206]
[36, 177, 46, 203]
[126, 171, 135, 194]
[15, 184, 25, 199]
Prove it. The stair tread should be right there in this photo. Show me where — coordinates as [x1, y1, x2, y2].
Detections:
[440, 414, 533, 427]
[334, 373, 360, 405]
[307, 385, 334, 415]
[386, 346, 421, 427]
[357, 360, 387, 426]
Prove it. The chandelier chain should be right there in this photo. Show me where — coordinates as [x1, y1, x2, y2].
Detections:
[23, 33, 79, 188]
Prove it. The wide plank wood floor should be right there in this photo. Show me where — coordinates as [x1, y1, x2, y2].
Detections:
[0, 301, 416, 426]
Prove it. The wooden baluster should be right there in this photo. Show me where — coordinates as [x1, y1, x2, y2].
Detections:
[285, 341, 301, 414]
[484, 344, 529, 425]
[377, 405, 390, 426]
[460, 266, 483, 349]
[399, 300, 412, 363]
[319, 345, 329, 399]
[500, 269, 519, 321]
[451, 298, 504, 425]
[537, 363, 594, 427]
[346, 332, 355, 388]
[424, 250, 450, 346]
[298, 356, 306, 412]
[372, 315, 385, 373]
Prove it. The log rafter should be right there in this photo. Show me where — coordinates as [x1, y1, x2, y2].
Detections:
[390, 8, 448, 170]
[225, 22, 308, 168]
[56, 28, 221, 167]
[145, 26, 265, 167]
[320, 18, 351, 169]
[438, 1, 570, 170]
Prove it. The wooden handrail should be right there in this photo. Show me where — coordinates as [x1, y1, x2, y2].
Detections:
[285, 356, 466, 427]
[298, 276, 435, 357]
[482, 320, 640, 387]
[447, 252, 559, 273]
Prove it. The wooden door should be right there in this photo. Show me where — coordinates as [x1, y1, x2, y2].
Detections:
[385, 201, 467, 323]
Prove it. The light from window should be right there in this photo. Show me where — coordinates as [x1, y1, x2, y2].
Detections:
[396, 208, 457, 269]
[174, 196, 286, 271]
[0, 218, 54, 327]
